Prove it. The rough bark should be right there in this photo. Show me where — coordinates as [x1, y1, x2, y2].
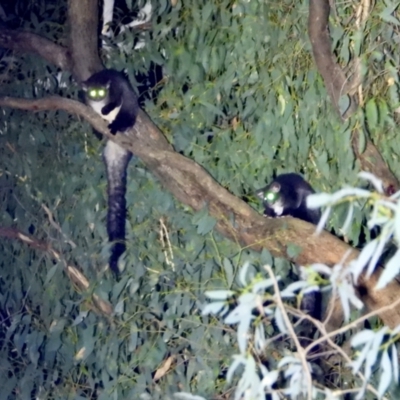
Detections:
[67, 0, 103, 81]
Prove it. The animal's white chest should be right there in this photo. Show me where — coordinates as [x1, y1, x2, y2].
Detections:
[272, 203, 284, 216]
[89, 100, 122, 123]
[103, 104, 122, 122]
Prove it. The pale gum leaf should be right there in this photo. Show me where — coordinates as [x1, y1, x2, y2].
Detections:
[376, 248, 400, 289]
[358, 171, 384, 193]
[378, 351, 392, 398]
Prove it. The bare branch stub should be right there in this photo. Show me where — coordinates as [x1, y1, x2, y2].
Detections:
[0, 28, 72, 70]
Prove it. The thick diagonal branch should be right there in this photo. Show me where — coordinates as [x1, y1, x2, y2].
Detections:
[1, 94, 400, 328]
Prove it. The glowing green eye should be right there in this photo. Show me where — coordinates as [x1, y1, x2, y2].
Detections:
[265, 192, 278, 203]
[88, 87, 107, 99]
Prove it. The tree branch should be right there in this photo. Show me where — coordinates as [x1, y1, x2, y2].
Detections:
[308, 0, 399, 192]
[0, 226, 113, 316]
[308, 0, 357, 117]
[2, 94, 400, 328]
[67, 0, 102, 81]
[2, 0, 400, 331]
[0, 28, 72, 70]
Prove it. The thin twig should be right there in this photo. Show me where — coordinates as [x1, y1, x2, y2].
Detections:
[0, 226, 113, 315]
[159, 217, 175, 270]
[264, 265, 313, 400]
[41, 203, 77, 248]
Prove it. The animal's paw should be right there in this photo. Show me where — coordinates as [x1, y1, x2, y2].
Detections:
[108, 121, 120, 135]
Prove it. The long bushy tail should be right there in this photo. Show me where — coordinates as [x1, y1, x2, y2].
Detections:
[103, 140, 132, 274]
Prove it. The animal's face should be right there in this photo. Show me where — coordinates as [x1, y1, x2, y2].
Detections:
[264, 190, 279, 204]
[85, 86, 109, 101]
[260, 182, 281, 204]
[83, 81, 111, 117]
[257, 182, 284, 215]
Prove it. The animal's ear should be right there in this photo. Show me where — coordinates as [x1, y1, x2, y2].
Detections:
[119, 69, 128, 78]
[270, 182, 281, 192]
[255, 188, 265, 199]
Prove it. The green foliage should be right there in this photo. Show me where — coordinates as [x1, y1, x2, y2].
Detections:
[1, 0, 400, 398]
[333, 0, 400, 177]
[145, 0, 361, 196]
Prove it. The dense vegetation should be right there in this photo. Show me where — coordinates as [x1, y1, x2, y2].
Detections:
[1, 0, 400, 398]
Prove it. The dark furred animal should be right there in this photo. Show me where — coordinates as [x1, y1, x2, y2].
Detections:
[257, 173, 323, 329]
[82, 69, 139, 274]
[256, 173, 321, 225]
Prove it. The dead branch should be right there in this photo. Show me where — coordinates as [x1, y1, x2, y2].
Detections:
[0, 28, 71, 70]
[0, 226, 113, 316]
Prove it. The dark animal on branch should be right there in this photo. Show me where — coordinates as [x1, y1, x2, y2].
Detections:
[257, 173, 323, 343]
[82, 69, 139, 275]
